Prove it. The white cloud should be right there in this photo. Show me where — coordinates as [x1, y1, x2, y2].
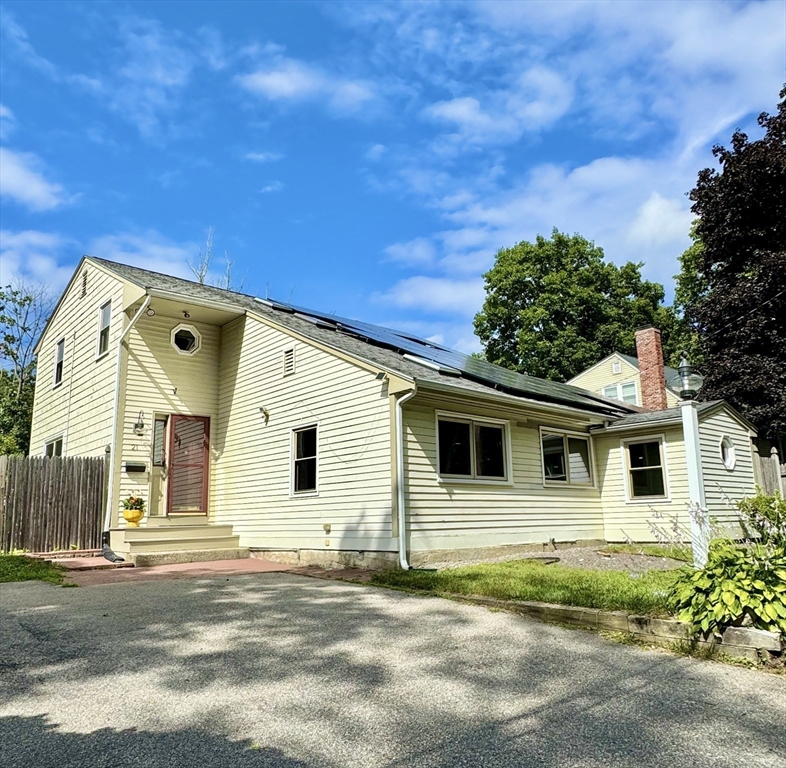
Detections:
[626, 192, 694, 250]
[383, 237, 436, 267]
[238, 58, 375, 115]
[260, 181, 284, 193]
[245, 151, 284, 163]
[364, 143, 387, 161]
[375, 276, 485, 316]
[86, 231, 196, 279]
[424, 66, 573, 144]
[0, 230, 74, 291]
[0, 103, 16, 141]
[0, 147, 69, 211]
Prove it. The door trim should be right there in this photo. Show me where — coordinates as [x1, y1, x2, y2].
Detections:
[166, 415, 210, 516]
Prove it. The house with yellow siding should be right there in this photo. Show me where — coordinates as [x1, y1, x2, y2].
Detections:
[29, 257, 760, 568]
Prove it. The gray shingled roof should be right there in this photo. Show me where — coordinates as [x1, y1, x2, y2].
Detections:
[597, 401, 720, 430]
[618, 352, 679, 383]
[88, 256, 635, 418]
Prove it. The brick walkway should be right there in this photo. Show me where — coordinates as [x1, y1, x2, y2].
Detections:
[61, 558, 379, 587]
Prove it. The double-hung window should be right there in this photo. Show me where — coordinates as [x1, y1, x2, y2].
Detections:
[292, 425, 318, 494]
[97, 301, 111, 357]
[45, 437, 63, 457]
[541, 430, 593, 486]
[53, 339, 65, 387]
[624, 438, 667, 499]
[603, 382, 638, 405]
[437, 415, 508, 481]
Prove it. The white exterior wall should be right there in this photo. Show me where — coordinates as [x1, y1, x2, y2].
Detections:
[595, 426, 691, 542]
[117, 314, 221, 522]
[402, 399, 605, 552]
[29, 262, 126, 457]
[212, 315, 395, 552]
[699, 409, 756, 528]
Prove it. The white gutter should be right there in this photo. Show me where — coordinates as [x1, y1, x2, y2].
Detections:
[103, 295, 151, 532]
[395, 386, 418, 570]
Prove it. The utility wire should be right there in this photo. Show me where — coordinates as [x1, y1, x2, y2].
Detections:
[704, 286, 786, 340]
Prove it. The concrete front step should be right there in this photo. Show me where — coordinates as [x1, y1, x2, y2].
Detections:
[123, 524, 236, 542]
[124, 536, 242, 553]
[130, 548, 250, 567]
[144, 515, 210, 527]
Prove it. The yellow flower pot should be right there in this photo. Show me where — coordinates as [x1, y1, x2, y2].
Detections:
[122, 507, 144, 527]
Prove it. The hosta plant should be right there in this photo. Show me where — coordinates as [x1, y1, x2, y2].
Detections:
[669, 542, 786, 638]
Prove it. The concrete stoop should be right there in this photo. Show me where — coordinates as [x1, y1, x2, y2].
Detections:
[130, 548, 250, 567]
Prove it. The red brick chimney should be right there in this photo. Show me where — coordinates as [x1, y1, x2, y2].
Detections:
[635, 326, 667, 411]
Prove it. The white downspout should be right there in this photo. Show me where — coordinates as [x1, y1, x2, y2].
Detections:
[103, 295, 151, 533]
[395, 387, 417, 570]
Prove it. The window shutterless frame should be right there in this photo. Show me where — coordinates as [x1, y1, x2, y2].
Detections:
[435, 410, 511, 484]
[53, 338, 65, 387]
[620, 434, 670, 503]
[96, 300, 111, 358]
[44, 435, 64, 457]
[290, 423, 319, 497]
[539, 427, 595, 487]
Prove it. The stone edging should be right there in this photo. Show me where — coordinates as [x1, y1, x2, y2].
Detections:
[449, 595, 783, 663]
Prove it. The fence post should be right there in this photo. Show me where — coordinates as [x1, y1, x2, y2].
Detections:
[102, 444, 111, 523]
[771, 447, 785, 495]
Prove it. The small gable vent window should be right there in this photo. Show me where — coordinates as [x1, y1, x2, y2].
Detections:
[81, 271, 88, 298]
[720, 436, 736, 471]
[612, 360, 622, 374]
[171, 324, 201, 356]
[283, 347, 295, 376]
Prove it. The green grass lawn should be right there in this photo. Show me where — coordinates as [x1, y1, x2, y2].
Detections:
[0, 555, 65, 584]
[606, 543, 692, 562]
[372, 559, 681, 616]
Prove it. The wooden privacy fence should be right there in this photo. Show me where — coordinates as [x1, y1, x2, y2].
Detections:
[753, 445, 785, 495]
[0, 455, 106, 553]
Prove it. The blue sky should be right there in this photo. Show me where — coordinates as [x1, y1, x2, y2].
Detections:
[1, 1, 783, 353]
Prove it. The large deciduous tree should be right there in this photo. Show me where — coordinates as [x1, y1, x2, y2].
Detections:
[686, 86, 786, 440]
[474, 229, 683, 382]
[0, 282, 53, 455]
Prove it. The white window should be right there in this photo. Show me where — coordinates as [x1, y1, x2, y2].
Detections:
[283, 347, 295, 376]
[624, 437, 667, 499]
[720, 436, 736, 471]
[603, 381, 638, 405]
[540, 430, 593, 486]
[53, 338, 65, 386]
[45, 437, 63, 457]
[170, 324, 201, 356]
[612, 360, 622, 374]
[292, 425, 318, 494]
[437, 415, 508, 481]
[97, 301, 111, 357]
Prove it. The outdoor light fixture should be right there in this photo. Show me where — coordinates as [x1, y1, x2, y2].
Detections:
[132, 411, 145, 436]
[668, 352, 705, 401]
[183, 310, 191, 319]
[145, 308, 156, 317]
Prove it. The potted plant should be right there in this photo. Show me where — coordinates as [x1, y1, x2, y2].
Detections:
[121, 494, 146, 527]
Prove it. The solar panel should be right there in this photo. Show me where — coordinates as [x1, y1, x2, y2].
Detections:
[266, 299, 627, 414]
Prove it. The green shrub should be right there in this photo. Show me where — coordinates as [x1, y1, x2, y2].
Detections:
[738, 490, 786, 547]
[669, 542, 786, 637]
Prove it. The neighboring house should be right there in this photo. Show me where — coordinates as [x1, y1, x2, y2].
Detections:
[567, 327, 681, 410]
[29, 258, 759, 568]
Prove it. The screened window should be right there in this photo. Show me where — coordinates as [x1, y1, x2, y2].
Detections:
[541, 432, 593, 485]
[603, 382, 637, 404]
[293, 426, 317, 494]
[437, 417, 507, 480]
[626, 439, 666, 498]
[153, 417, 168, 467]
[45, 438, 63, 457]
[53, 338, 65, 386]
[97, 301, 111, 356]
[720, 436, 736, 471]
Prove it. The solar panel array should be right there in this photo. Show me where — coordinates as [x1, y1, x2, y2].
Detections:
[262, 299, 628, 415]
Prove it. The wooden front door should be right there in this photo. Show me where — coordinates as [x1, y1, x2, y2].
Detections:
[167, 415, 210, 515]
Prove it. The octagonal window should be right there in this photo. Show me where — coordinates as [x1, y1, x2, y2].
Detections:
[171, 324, 201, 356]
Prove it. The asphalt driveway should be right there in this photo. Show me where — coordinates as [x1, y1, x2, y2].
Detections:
[1, 571, 784, 768]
